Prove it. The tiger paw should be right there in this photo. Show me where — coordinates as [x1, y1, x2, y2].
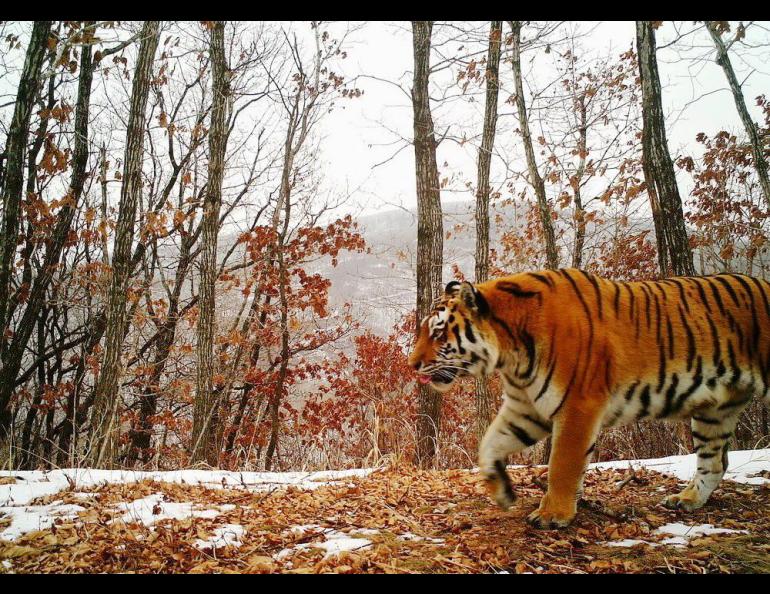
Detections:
[526, 506, 575, 530]
[484, 475, 516, 510]
[494, 488, 516, 511]
[661, 491, 705, 512]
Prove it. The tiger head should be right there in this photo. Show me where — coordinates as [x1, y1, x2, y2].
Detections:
[407, 280, 500, 393]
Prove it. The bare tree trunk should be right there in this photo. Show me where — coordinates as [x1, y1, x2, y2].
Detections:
[411, 21, 445, 468]
[191, 21, 229, 467]
[264, 258, 289, 471]
[643, 157, 670, 276]
[88, 21, 160, 467]
[705, 21, 770, 209]
[509, 21, 558, 270]
[0, 27, 95, 451]
[637, 21, 695, 451]
[224, 293, 271, 459]
[510, 21, 558, 464]
[0, 21, 52, 440]
[19, 307, 48, 469]
[571, 96, 587, 269]
[474, 21, 502, 443]
[636, 21, 695, 277]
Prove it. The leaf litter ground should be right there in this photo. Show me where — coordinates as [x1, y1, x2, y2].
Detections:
[1, 450, 769, 573]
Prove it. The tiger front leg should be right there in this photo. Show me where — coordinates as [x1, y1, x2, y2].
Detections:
[479, 396, 552, 510]
[527, 403, 602, 530]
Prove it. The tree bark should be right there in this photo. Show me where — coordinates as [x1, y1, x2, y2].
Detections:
[88, 21, 160, 467]
[0, 27, 95, 447]
[510, 21, 559, 464]
[191, 21, 229, 467]
[705, 21, 770, 210]
[474, 21, 502, 443]
[571, 95, 587, 269]
[636, 21, 695, 277]
[411, 21, 444, 467]
[509, 21, 559, 270]
[0, 21, 52, 439]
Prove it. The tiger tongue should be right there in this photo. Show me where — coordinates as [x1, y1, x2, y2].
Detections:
[417, 375, 432, 385]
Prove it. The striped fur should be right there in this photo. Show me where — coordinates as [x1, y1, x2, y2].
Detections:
[407, 269, 770, 529]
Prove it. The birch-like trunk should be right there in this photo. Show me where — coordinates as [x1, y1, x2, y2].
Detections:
[191, 21, 229, 466]
[88, 21, 160, 466]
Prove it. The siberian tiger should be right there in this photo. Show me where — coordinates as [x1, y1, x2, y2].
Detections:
[407, 268, 770, 529]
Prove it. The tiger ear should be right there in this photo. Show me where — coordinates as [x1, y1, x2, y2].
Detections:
[459, 281, 490, 317]
[444, 280, 462, 297]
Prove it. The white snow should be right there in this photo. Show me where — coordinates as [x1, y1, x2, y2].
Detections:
[601, 522, 749, 549]
[591, 449, 770, 485]
[276, 525, 373, 560]
[307, 532, 373, 558]
[112, 493, 235, 527]
[0, 467, 374, 507]
[194, 524, 245, 551]
[0, 501, 85, 541]
[0, 467, 372, 542]
[654, 522, 748, 547]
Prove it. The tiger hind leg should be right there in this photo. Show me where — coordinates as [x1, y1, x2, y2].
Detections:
[662, 395, 749, 512]
[479, 396, 551, 510]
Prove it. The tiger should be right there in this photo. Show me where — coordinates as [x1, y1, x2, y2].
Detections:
[407, 268, 770, 529]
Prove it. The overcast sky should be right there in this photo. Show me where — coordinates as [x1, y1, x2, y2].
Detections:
[313, 21, 770, 217]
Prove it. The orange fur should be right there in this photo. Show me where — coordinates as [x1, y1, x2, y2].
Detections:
[409, 269, 770, 528]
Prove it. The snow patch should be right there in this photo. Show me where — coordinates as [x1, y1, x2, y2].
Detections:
[654, 522, 748, 547]
[601, 523, 749, 549]
[0, 467, 374, 507]
[276, 525, 372, 560]
[591, 449, 770, 485]
[0, 467, 372, 542]
[112, 493, 233, 527]
[194, 524, 245, 551]
[0, 501, 85, 541]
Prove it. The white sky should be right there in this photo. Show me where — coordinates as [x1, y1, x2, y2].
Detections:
[314, 21, 770, 217]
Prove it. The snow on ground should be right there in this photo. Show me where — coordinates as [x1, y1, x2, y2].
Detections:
[0, 467, 373, 507]
[0, 450, 767, 547]
[194, 524, 245, 551]
[602, 522, 749, 549]
[275, 525, 373, 560]
[0, 467, 373, 542]
[591, 449, 770, 485]
[654, 522, 748, 546]
[112, 493, 236, 527]
[0, 501, 86, 541]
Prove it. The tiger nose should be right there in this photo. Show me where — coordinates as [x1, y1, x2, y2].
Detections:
[408, 355, 421, 371]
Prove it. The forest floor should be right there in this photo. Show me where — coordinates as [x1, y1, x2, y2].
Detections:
[1, 450, 769, 574]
